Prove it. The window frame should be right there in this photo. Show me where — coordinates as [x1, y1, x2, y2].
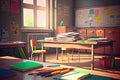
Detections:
[21, 0, 52, 31]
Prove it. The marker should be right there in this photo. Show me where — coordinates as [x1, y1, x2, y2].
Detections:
[47, 64, 60, 67]
[60, 69, 71, 74]
[28, 72, 38, 75]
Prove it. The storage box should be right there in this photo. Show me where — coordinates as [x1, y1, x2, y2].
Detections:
[99, 57, 112, 68]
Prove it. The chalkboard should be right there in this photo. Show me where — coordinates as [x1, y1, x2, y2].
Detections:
[75, 5, 120, 27]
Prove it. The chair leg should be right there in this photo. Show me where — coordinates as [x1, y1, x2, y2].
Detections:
[67, 50, 70, 62]
[30, 53, 33, 60]
[78, 50, 80, 62]
[72, 49, 74, 60]
[38, 53, 40, 61]
[61, 50, 64, 61]
[41, 52, 45, 62]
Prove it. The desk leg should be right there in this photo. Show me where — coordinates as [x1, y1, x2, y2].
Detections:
[91, 44, 94, 70]
[110, 42, 113, 56]
[42, 53, 46, 62]
[56, 48, 58, 60]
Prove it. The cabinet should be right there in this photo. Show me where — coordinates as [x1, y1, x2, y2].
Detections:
[105, 28, 120, 56]
[77, 28, 120, 56]
[77, 29, 87, 52]
[86, 28, 105, 54]
[66, 28, 73, 32]
[66, 27, 120, 56]
[77, 29, 87, 40]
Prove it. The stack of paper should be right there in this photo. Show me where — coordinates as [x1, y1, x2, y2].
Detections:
[56, 32, 80, 42]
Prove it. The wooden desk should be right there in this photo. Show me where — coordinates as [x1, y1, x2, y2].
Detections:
[0, 41, 29, 59]
[0, 56, 119, 80]
[38, 40, 113, 70]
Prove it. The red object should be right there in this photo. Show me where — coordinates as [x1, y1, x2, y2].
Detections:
[32, 40, 36, 46]
[99, 57, 112, 68]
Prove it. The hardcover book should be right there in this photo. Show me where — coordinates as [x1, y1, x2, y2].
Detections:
[0, 68, 16, 79]
[9, 61, 43, 72]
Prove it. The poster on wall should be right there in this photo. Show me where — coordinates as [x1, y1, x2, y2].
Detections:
[0, 28, 9, 42]
[0, 0, 10, 12]
[75, 5, 120, 27]
[11, 0, 19, 13]
[10, 21, 19, 36]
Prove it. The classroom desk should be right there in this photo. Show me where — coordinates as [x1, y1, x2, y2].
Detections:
[0, 41, 29, 59]
[38, 40, 113, 70]
[0, 56, 120, 80]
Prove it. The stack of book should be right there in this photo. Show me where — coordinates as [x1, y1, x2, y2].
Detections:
[56, 32, 80, 42]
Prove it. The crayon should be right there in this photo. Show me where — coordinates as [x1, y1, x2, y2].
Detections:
[47, 64, 60, 67]
[51, 70, 60, 75]
[60, 69, 71, 74]
[28, 72, 38, 75]
[43, 73, 52, 77]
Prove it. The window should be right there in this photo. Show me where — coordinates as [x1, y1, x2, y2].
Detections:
[22, 0, 50, 29]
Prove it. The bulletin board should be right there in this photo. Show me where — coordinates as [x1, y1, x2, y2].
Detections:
[75, 5, 120, 27]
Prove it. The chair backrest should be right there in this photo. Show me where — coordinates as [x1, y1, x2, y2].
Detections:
[30, 40, 36, 51]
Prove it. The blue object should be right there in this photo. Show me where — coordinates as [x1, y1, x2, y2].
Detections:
[82, 74, 112, 80]
[47, 64, 60, 67]
[0, 68, 16, 79]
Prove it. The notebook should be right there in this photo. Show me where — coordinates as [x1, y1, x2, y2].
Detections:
[0, 68, 16, 79]
[54, 69, 90, 80]
[82, 74, 112, 80]
[9, 61, 43, 72]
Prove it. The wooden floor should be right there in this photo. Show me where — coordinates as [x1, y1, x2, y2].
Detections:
[31, 52, 120, 80]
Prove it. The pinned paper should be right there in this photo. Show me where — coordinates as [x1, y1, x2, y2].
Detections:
[94, 14, 98, 17]
[94, 9, 99, 14]
[95, 21, 99, 25]
[104, 7, 109, 10]
[89, 9, 94, 14]
[11, 0, 19, 13]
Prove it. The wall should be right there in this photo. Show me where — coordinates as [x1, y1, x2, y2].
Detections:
[75, 0, 120, 8]
[57, 0, 74, 27]
[74, 0, 120, 28]
[0, 0, 22, 42]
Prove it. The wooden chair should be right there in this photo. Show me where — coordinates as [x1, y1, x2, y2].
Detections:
[30, 39, 46, 62]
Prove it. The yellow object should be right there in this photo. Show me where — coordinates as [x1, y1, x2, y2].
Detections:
[51, 70, 60, 75]
[30, 40, 46, 61]
[60, 69, 70, 74]
[61, 48, 74, 62]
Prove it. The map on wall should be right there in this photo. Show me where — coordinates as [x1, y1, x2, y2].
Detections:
[75, 5, 120, 27]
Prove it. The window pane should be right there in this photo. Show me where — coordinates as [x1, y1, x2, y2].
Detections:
[23, 0, 33, 4]
[23, 8, 34, 27]
[37, 10, 46, 27]
[37, 0, 46, 7]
